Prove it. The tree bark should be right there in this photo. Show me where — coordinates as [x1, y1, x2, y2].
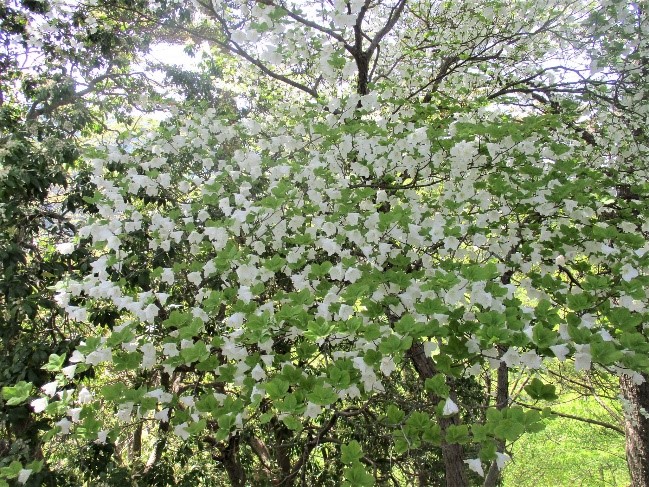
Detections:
[621, 372, 649, 487]
[483, 359, 509, 487]
[222, 435, 246, 487]
[408, 341, 469, 487]
[272, 418, 294, 485]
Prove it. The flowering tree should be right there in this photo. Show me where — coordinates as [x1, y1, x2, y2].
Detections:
[2, 0, 648, 486]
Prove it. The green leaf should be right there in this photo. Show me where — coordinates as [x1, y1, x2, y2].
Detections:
[0, 461, 22, 479]
[590, 340, 623, 365]
[415, 298, 447, 315]
[343, 463, 374, 487]
[282, 415, 302, 431]
[445, 424, 470, 444]
[26, 460, 43, 473]
[101, 383, 126, 402]
[405, 411, 431, 435]
[385, 404, 405, 425]
[393, 437, 410, 455]
[42, 353, 66, 372]
[471, 424, 488, 442]
[524, 378, 558, 401]
[532, 323, 556, 348]
[566, 293, 592, 311]
[341, 440, 364, 465]
[186, 419, 207, 435]
[306, 318, 335, 340]
[494, 418, 525, 441]
[2, 381, 33, 406]
[113, 351, 142, 371]
[424, 375, 450, 398]
[180, 341, 210, 364]
[106, 326, 135, 347]
[308, 384, 338, 406]
[178, 318, 204, 339]
[479, 440, 497, 461]
[196, 393, 219, 414]
[264, 378, 289, 400]
[422, 423, 442, 445]
[379, 334, 412, 355]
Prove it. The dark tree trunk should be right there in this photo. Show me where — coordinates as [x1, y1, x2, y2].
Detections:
[356, 53, 370, 95]
[272, 418, 294, 485]
[222, 435, 246, 487]
[408, 341, 469, 487]
[621, 373, 649, 487]
[483, 359, 509, 487]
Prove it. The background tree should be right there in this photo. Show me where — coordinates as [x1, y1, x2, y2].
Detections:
[0, 0, 170, 483]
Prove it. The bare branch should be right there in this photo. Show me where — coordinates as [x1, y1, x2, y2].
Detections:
[516, 401, 625, 434]
[367, 0, 407, 56]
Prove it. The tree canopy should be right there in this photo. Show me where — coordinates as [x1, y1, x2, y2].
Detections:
[1, 0, 648, 486]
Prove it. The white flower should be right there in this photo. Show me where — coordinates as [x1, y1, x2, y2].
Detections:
[574, 344, 592, 371]
[41, 381, 58, 397]
[161, 268, 175, 285]
[501, 348, 521, 367]
[154, 408, 170, 422]
[61, 364, 77, 379]
[142, 303, 159, 323]
[86, 347, 112, 365]
[329, 264, 345, 281]
[550, 344, 570, 362]
[520, 350, 542, 369]
[69, 350, 85, 363]
[146, 388, 173, 403]
[238, 286, 253, 303]
[95, 430, 108, 444]
[174, 422, 190, 440]
[304, 402, 322, 419]
[442, 397, 459, 416]
[68, 407, 82, 422]
[141, 342, 156, 370]
[78, 387, 93, 404]
[251, 364, 266, 381]
[344, 267, 362, 283]
[56, 242, 75, 255]
[380, 357, 396, 376]
[56, 417, 72, 435]
[31, 397, 48, 413]
[17, 469, 32, 484]
[117, 403, 133, 422]
[495, 452, 511, 470]
[465, 458, 484, 477]
[621, 264, 639, 281]
[180, 396, 195, 407]
[162, 342, 179, 357]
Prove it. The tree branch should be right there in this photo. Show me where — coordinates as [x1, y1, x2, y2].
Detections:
[515, 401, 625, 434]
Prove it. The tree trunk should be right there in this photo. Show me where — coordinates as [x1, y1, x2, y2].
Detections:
[621, 373, 649, 487]
[272, 418, 294, 486]
[408, 341, 469, 487]
[483, 359, 509, 487]
[222, 435, 246, 487]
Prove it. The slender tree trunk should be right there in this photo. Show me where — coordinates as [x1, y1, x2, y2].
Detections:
[143, 371, 172, 475]
[621, 373, 649, 487]
[131, 422, 142, 461]
[483, 359, 509, 487]
[409, 341, 469, 487]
